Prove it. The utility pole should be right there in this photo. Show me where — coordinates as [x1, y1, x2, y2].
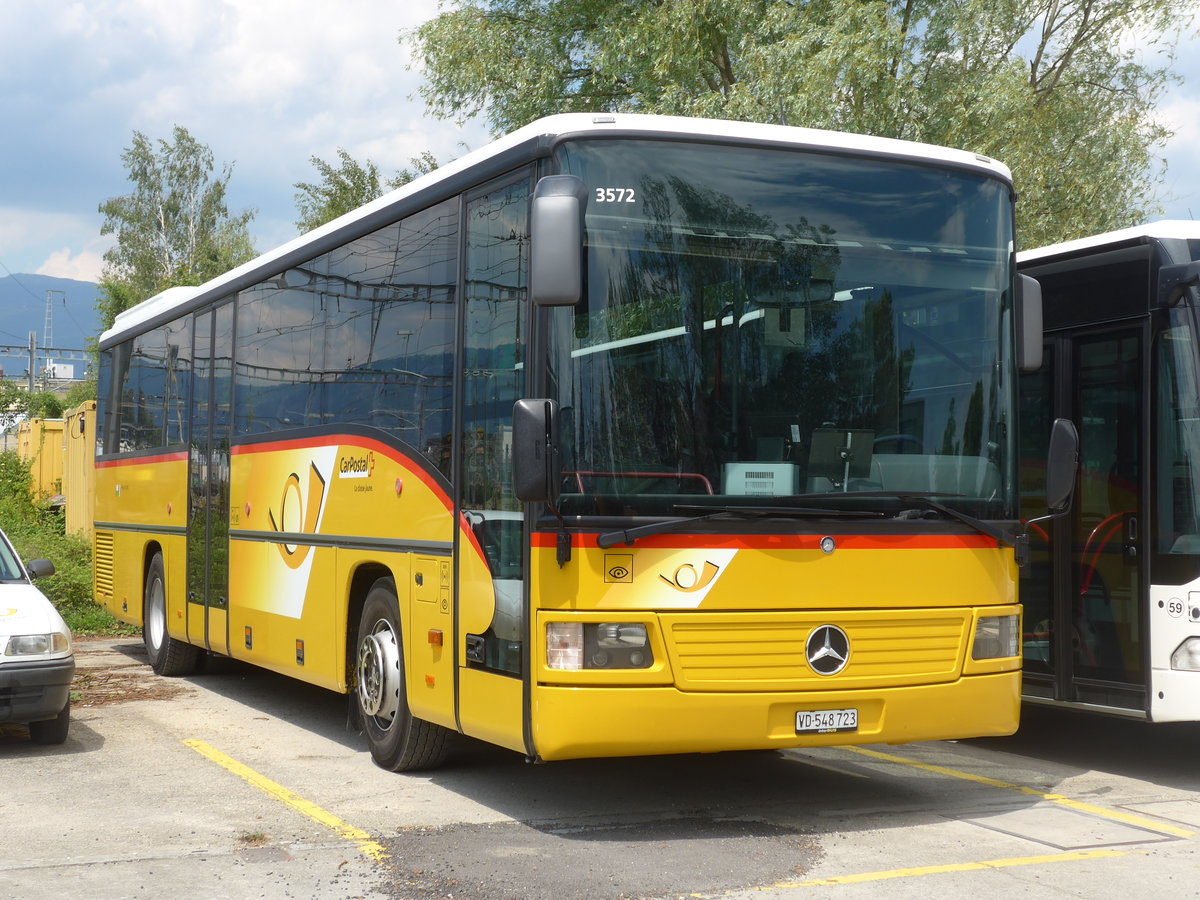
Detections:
[27, 331, 36, 393]
[44, 289, 64, 383]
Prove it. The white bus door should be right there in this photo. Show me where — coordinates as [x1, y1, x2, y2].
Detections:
[1023, 326, 1147, 711]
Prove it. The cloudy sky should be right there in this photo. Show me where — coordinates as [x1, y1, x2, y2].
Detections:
[1, 1, 1197, 285]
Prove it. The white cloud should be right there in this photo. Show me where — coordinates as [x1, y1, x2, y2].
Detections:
[35, 246, 108, 283]
[5, 0, 1190, 275]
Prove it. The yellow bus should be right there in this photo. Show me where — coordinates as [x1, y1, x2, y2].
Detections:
[94, 113, 1074, 770]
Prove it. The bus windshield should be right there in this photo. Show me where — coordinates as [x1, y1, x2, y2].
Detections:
[546, 139, 1016, 519]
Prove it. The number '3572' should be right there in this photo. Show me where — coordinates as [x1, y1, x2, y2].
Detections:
[595, 188, 636, 203]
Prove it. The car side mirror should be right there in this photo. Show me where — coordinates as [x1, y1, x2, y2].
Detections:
[26, 558, 56, 579]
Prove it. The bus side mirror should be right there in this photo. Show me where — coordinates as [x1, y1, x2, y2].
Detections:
[513, 399, 562, 504]
[1158, 261, 1200, 307]
[1016, 274, 1043, 374]
[1045, 417, 1079, 513]
[530, 175, 587, 306]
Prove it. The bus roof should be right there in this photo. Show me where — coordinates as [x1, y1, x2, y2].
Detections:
[1018, 220, 1200, 265]
[101, 112, 1014, 347]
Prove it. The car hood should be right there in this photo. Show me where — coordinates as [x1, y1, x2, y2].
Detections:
[0, 582, 70, 643]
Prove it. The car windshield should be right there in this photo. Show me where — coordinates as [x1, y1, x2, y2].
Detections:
[0, 535, 26, 581]
[545, 138, 1016, 519]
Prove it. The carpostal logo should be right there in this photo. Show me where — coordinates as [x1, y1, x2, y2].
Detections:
[268, 461, 328, 570]
[338, 451, 375, 479]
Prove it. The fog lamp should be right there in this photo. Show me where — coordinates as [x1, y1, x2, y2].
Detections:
[1170, 637, 1200, 671]
[972, 614, 1019, 660]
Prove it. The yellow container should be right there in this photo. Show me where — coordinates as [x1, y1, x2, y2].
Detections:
[17, 417, 65, 500]
[63, 401, 96, 538]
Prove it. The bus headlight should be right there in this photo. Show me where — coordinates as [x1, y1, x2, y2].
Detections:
[1170, 637, 1200, 671]
[972, 614, 1019, 660]
[546, 622, 653, 670]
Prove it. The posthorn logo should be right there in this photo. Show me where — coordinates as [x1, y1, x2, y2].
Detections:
[805, 624, 850, 675]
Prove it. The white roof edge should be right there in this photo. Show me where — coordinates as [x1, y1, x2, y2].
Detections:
[1018, 219, 1200, 264]
[102, 113, 1014, 344]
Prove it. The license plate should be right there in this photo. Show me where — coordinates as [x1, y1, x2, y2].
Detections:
[796, 708, 858, 734]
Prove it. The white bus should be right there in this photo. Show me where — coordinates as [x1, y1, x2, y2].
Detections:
[1019, 221, 1200, 720]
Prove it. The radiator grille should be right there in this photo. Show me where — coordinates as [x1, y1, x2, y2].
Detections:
[93, 531, 115, 597]
[663, 611, 968, 691]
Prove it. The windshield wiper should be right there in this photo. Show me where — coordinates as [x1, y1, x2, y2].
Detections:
[596, 504, 886, 549]
[893, 494, 1027, 562]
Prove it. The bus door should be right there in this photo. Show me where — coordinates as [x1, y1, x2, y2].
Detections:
[1023, 325, 1147, 710]
[453, 171, 533, 752]
[186, 303, 234, 656]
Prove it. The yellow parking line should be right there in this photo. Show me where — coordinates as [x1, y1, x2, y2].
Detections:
[844, 745, 1195, 839]
[184, 739, 389, 863]
[778, 848, 1133, 888]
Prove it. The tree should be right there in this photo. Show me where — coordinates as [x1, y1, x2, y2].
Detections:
[407, 0, 1195, 247]
[294, 149, 446, 232]
[294, 148, 387, 233]
[0, 380, 61, 423]
[97, 126, 257, 329]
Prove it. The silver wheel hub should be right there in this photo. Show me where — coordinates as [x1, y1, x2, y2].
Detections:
[357, 619, 401, 725]
[147, 580, 165, 651]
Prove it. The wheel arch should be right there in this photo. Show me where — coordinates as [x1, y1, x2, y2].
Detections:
[345, 562, 395, 691]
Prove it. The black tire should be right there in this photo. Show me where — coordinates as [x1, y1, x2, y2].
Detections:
[355, 578, 449, 771]
[143, 552, 199, 676]
[29, 701, 70, 745]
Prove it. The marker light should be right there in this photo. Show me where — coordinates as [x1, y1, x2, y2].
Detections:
[972, 614, 1019, 660]
[546, 623, 584, 670]
[1170, 637, 1200, 671]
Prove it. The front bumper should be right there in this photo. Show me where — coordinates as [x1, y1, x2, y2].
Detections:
[0, 656, 75, 724]
[531, 670, 1021, 761]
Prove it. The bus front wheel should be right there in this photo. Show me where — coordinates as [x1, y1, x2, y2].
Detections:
[143, 552, 199, 677]
[356, 578, 448, 771]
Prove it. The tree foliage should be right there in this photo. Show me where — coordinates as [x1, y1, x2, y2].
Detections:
[0, 380, 63, 422]
[98, 126, 257, 329]
[294, 148, 387, 233]
[408, 0, 1195, 247]
[294, 148, 445, 232]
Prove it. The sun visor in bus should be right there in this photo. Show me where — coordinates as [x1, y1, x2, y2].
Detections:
[530, 175, 587, 306]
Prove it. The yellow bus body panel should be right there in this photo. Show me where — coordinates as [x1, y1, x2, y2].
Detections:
[528, 536, 1020, 760]
[94, 437, 1022, 762]
[93, 454, 190, 629]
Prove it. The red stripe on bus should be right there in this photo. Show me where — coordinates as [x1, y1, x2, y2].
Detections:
[95, 451, 189, 468]
[530, 532, 999, 551]
[230, 436, 452, 510]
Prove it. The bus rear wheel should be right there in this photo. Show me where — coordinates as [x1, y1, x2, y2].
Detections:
[356, 578, 448, 771]
[143, 552, 199, 677]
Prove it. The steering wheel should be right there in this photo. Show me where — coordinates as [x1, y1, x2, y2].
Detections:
[874, 433, 924, 454]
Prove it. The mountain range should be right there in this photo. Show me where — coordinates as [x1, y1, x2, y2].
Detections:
[0, 274, 101, 381]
